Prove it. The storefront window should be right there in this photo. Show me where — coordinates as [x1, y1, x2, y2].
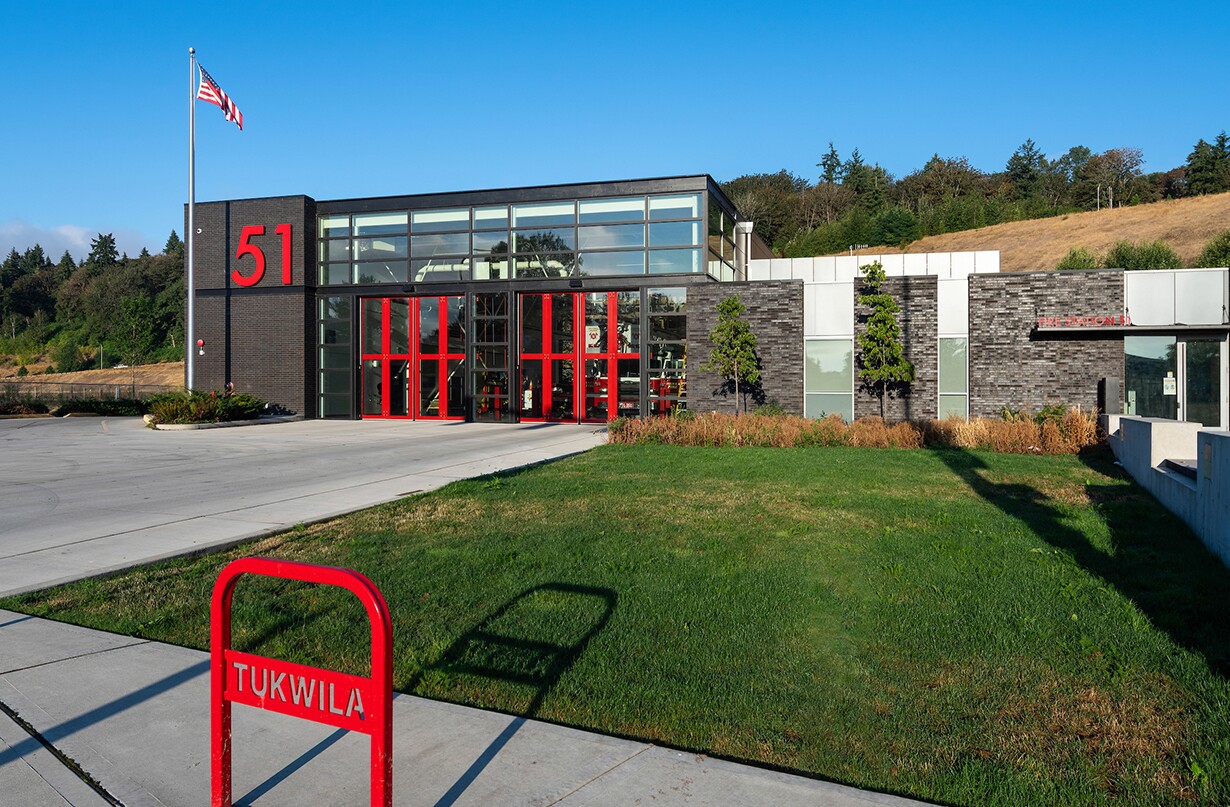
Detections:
[938, 337, 968, 419]
[317, 295, 352, 418]
[649, 193, 701, 220]
[804, 339, 853, 421]
[353, 212, 407, 236]
[512, 201, 575, 228]
[411, 208, 468, 233]
[579, 197, 645, 224]
[648, 288, 686, 413]
[1125, 336, 1177, 419]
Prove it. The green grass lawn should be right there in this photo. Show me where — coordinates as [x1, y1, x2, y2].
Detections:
[4, 445, 1229, 806]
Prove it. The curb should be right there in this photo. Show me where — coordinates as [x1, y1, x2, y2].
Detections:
[153, 414, 304, 431]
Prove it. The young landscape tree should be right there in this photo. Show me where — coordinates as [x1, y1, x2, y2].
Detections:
[856, 261, 914, 418]
[704, 295, 760, 415]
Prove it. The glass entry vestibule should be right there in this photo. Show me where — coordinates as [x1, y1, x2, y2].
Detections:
[361, 296, 465, 419]
[1124, 334, 1228, 428]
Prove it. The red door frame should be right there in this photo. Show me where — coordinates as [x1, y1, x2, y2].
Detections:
[519, 293, 580, 422]
[414, 296, 465, 420]
[361, 296, 463, 420]
[582, 290, 640, 423]
[517, 291, 639, 424]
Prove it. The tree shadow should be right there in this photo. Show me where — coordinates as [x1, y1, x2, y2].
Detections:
[710, 354, 768, 411]
[933, 446, 1230, 678]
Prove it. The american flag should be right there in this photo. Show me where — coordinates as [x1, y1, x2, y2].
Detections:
[197, 65, 243, 130]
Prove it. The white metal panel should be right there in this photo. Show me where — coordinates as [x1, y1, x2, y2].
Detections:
[926, 252, 951, 278]
[1174, 269, 1228, 325]
[791, 258, 816, 282]
[877, 254, 906, 275]
[973, 251, 1000, 273]
[1125, 271, 1175, 325]
[937, 278, 970, 336]
[834, 256, 860, 282]
[949, 252, 975, 278]
[808, 282, 855, 337]
[903, 253, 929, 276]
[769, 258, 793, 281]
[803, 284, 819, 333]
[747, 259, 771, 281]
[812, 257, 837, 282]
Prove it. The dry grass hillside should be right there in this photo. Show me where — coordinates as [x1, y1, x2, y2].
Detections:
[847, 191, 1230, 273]
[0, 361, 183, 387]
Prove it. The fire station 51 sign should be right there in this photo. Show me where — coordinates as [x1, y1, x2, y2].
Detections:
[232, 223, 293, 287]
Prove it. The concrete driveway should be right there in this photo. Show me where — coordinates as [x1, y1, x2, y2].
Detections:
[0, 417, 606, 597]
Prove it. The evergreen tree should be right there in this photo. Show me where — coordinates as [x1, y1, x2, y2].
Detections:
[818, 142, 843, 184]
[1005, 139, 1045, 200]
[85, 233, 119, 270]
[0, 248, 21, 287]
[164, 230, 185, 258]
[55, 250, 76, 283]
[21, 245, 47, 274]
[704, 295, 760, 415]
[1185, 138, 1230, 195]
[856, 261, 914, 418]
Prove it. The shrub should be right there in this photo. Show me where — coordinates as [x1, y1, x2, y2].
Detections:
[1195, 227, 1230, 268]
[609, 407, 1101, 455]
[146, 388, 267, 424]
[1102, 239, 1182, 271]
[57, 398, 148, 417]
[51, 340, 87, 374]
[1054, 247, 1099, 271]
[16, 366, 28, 377]
[0, 391, 49, 415]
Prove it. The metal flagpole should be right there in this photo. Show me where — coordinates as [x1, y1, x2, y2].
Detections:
[187, 47, 196, 390]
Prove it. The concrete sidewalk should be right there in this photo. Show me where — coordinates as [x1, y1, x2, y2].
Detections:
[0, 611, 930, 806]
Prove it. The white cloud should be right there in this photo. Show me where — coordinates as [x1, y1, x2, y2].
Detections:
[0, 221, 154, 263]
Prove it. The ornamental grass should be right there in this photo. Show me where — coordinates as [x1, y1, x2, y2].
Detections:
[609, 406, 1102, 454]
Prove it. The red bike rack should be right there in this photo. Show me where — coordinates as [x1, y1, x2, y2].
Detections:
[210, 557, 393, 807]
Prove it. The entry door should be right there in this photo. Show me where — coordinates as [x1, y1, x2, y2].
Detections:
[517, 291, 641, 423]
[1182, 336, 1226, 428]
[361, 296, 465, 420]
[1125, 335, 1227, 428]
[582, 291, 641, 422]
[519, 293, 579, 421]
[361, 298, 411, 418]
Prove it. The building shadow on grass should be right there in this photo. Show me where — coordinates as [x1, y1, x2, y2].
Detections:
[408, 582, 617, 807]
[934, 446, 1230, 678]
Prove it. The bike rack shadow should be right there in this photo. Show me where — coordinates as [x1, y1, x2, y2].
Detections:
[410, 581, 618, 807]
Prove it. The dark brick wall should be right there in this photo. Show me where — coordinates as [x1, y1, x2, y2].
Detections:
[968, 270, 1123, 417]
[854, 276, 938, 421]
[687, 281, 804, 414]
[188, 196, 316, 413]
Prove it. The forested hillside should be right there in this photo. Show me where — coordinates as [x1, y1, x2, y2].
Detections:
[0, 232, 184, 377]
[722, 131, 1230, 258]
[6, 129, 1230, 376]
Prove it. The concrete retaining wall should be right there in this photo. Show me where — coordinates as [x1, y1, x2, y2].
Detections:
[1110, 416, 1230, 567]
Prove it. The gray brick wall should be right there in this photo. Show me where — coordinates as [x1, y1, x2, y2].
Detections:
[188, 196, 316, 413]
[687, 281, 804, 414]
[854, 276, 938, 421]
[968, 270, 1123, 417]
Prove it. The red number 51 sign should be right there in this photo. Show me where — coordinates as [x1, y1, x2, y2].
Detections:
[233, 223, 293, 287]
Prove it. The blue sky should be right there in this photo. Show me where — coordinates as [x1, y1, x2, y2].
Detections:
[3, 1, 1228, 261]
